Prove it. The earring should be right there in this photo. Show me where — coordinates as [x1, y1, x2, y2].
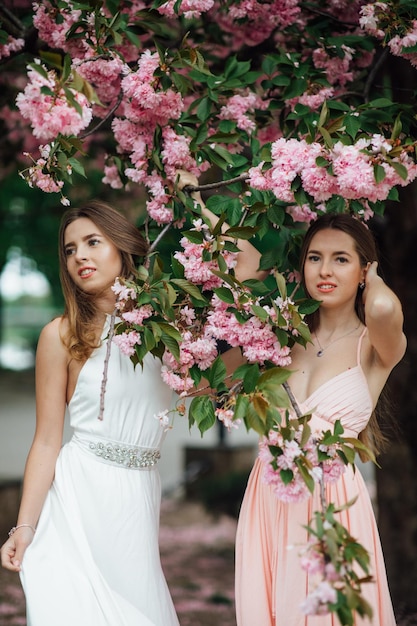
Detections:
[359, 282, 365, 290]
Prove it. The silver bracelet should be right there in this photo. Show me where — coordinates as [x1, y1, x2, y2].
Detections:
[8, 524, 36, 537]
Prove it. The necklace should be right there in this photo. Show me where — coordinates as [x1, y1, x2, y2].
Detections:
[314, 323, 360, 357]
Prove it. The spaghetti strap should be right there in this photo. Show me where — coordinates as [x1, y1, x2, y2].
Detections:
[356, 326, 368, 366]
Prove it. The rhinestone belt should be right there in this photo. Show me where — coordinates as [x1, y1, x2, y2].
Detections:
[72, 435, 161, 469]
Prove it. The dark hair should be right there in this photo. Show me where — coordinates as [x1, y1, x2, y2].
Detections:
[299, 213, 378, 332]
[299, 213, 385, 460]
[58, 200, 148, 360]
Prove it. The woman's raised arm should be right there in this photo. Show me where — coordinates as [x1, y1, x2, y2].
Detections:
[363, 261, 406, 369]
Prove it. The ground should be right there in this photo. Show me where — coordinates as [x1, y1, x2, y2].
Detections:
[1, 497, 417, 625]
[0, 498, 237, 626]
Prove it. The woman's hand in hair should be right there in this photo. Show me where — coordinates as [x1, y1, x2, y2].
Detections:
[362, 260, 406, 368]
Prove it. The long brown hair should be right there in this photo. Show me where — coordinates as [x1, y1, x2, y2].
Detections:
[59, 200, 148, 360]
[299, 213, 386, 460]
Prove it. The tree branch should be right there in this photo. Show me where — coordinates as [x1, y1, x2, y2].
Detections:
[79, 90, 124, 138]
[148, 222, 173, 254]
[0, 2, 27, 37]
[283, 380, 303, 418]
[364, 48, 390, 103]
[183, 172, 249, 193]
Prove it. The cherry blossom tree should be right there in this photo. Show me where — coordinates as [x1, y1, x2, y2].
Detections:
[1, 0, 417, 622]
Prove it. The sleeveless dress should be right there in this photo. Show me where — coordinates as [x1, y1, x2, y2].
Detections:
[20, 316, 180, 626]
[235, 328, 397, 626]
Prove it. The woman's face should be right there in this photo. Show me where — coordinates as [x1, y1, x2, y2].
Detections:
[63, 217, 123, 296]
[303, 228, 364, 310]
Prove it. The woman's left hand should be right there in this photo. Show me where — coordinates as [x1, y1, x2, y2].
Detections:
[362, 261, 378, 300]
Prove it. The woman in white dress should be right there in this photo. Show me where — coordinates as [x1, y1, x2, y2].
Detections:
[0, 180, 262, 625]
[0, 199, 181, 625]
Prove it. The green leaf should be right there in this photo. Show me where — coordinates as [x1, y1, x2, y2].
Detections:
[241, 278, 270, 295]
[316, 156, 329, 168]
[67, 157, 86, 177]
[391, 161, 408, 181]
[224, 226, 259, 240]
[161, 332, 180, 362]
[234, 394, 249, 422]
[279, 468, 294, 485]
[213, 286, 235, 304]
[238, 363, 260, 392]
[297, 461, 315, 493]
[244, 399, 268, 434]
[368, 98, 393, 108]
[207, 356, 227, 388]
[275, 271, 287, 299]
[257, 367, 292, 387]
[189, 396, 216, 435]
[196, 97, 212, 122]
[373, 163, 386, 183]
[345, 114, 361, 140]
[171, 278, 207, 303]
[260, 384, 291, 410]
[391, 114, 402, 141]
[250, 304, 269, 320]
[298, 299, 321, 315]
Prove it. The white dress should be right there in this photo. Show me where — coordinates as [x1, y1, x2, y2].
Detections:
[20, 316, 180, 626]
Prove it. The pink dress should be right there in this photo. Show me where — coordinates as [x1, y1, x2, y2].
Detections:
[235, 329, 396, 626]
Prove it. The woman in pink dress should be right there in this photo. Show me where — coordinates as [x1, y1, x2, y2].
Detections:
[235, 213, 406, 626]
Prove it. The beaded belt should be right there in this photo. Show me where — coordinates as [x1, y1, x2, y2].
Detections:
[72, 434, 161, 470]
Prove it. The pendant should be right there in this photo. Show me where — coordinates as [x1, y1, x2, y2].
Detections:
[316, 350, 324, 357]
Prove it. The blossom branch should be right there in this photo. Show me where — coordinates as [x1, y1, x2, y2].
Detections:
[98, 310, 117, 421]
[364, 48, 390, 103]
[299, 2, 358, 26]
[283, 380, 303, 418]
[79, 90, 124, 139]
[148, 222, 173, 254]
[183, 172, 250, 193]
[0, 3, 27, 38]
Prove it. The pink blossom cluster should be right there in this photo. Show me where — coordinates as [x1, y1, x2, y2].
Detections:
[0, 35, 24, 60]
[74, 57, 125, 118]
[388, 20, 417, 68]
[154, 409, 172, 431]
[174, 234, 238, 292]
[163, 330, 218, 374]
[205, 295, 292, 367]
[285, 203, 317, 224]
[20, 144, 70, 204]
[111, 278, 137, 307]
[359, 3, 390, 39]
[299, 539, 342, 615]
[112, 330, 142, 357]
[213, 0, 300, 49]
[219, 92, 267, 133]
[110, 51, 209, 223]
[16, 64, 92, 141]
[161, 365, 195, 393]
[249, 135, 417, 206]
[121, 305, 154, 325]
[33, 2, 88, 57]
[287, 87, 335, 112]
[215, 408, 242, 432]
[157, 0, 214, 19]
[23, 160, 64, 194]
[312, 45, 355, 88]
[102, 164, 123, 190]
[259, 427, 346, 504]
[360, 4, 417, 68]
[300, 580, 338, 615]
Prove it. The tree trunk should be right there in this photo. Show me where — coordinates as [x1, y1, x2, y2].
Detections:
[374, 180, 417, 617]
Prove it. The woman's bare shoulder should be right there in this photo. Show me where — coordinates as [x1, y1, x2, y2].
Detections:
[37, 316, 69, 359]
